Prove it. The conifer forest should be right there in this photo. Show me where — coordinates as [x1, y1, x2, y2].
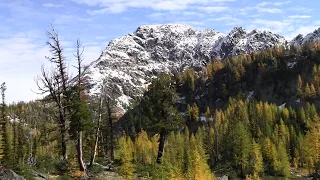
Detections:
[1, 28, 320, 180]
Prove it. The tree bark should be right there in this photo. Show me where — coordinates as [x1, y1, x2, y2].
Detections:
[75, 39, 85, 171]
[89, 92, 103, 168]
[77, 131, 86, 171]
[156, 130, 167, 164]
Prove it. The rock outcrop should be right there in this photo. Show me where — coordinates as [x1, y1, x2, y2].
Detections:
[89, 24, 320, 112]
[0, 168, 25, 180]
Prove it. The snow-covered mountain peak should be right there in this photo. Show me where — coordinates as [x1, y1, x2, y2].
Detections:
[89, 24, 319, 112]
[135, 24, 195, 38]
[291, 27, 320, 46]
[229, 26, 247, 38]
[212, 27, 286, 60]
[302, 28, 320, 44]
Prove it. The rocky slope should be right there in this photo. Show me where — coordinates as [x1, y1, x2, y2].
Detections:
[0, 168, 25, 180]
[88, 24, 318, 112]
[292, 27, 320, 46]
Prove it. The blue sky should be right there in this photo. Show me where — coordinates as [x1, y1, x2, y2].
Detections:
[0, 0, 319, 102]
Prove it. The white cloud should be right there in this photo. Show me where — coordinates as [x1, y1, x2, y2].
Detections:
[0, 35, 48, 102]
[148, 11, 205, 19]
[288, 15, 311, 19]
[247, 19, 293, 35]
[209, 15, 235, 21]
[0, 31, 103, 103]
[70, 0, 236, 14]
[273, 1, 291, 6]
[257, 1, 271, 7]
[198, 6, 229, 13]
[153, 1, 187, 11]
[241, 2, 286, 15]
[246, 18, 318, 40]
[252, 19, 290, 28]
[257, 7, 282, 14]
[286, 25, 319, 40]
[257, 1, 291, 7]
[42, 3, 64, 8]
[87, 4, 127, 15]
[288, 7, 312, 12]
[208, 15, 243, 26]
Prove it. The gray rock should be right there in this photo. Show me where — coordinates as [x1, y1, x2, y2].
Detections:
[88, 24, 315, 112]
[0, 168, 25, 180]
[31, 170, 48, 180]
[291, 27, 320, 46]
[217, 175, 228, 180]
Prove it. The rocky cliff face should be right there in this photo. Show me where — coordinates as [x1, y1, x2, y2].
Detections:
[88, 24, 318, 112]
[212, 27, 286, 60]
[291, 27, 320, 46]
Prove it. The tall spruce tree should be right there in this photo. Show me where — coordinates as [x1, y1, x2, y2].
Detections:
[0, 82, 12, 167]
[231, 121, 251, 177]
[141, 74, 184, 164]
[69, 39, 91, 172]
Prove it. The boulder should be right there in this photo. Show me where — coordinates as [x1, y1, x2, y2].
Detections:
[0, 168, 25, 180]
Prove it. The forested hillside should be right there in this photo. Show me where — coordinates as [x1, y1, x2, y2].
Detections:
[122, 42, 320, 179]
[0, 27, 320, 180]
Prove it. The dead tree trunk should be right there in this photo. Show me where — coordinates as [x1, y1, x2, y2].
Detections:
[89, 89, 104, 168]
[37, 26, 70, 161]
[77, 131, 85, 171]
[75, 39, 86, 171]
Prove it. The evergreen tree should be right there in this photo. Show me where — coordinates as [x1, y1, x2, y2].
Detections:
[163, 131, 184, 179]
[141, 74, 184, 164]
[187, 103, 199, 123]
[249, 140, 264, 178]
[231, 121, 251, 177]
[17, 121, 25, 165]
[117, 134, 134, 180]
[188, 135, 214, 180]
[263, 138, 280, 175]
[135, 130, 152, 164]
[277, 143, 290, 177]
[0, 82, 12, 167]
[297, 75, 303, 97]
[69, 39, 91, 172]
[305, 83, 311, 99]
[310, 83, 316, 99]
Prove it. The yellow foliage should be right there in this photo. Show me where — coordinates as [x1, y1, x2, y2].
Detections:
[135, 130, 153, 164]
[188, 136, 215, 180]
[117, 134, 134, 180]
[70, 170, 86, 178]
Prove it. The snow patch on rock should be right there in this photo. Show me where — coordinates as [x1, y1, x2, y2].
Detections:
[88, 24, 311, 112]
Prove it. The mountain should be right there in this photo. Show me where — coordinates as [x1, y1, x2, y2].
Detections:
[88, 24, 317, 112]
[291, 27, 320, 46]
[212, 27, 286, 60]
